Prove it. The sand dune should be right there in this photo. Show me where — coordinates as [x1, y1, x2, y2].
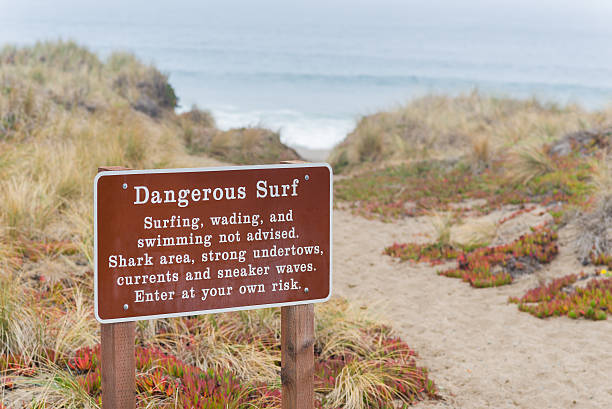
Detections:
[332, 209, 612, 409]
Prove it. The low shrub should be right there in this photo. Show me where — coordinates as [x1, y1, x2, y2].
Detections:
[438, 225, 558, 288]
[385, 225, 559, 288]
[178, 107, 302, 165]
[335, 153, 594, 221]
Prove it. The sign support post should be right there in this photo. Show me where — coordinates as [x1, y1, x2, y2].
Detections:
[281, 304, 315, 409]
[98, 166, 135, 409]
[279, 160, 314, 409]
[100, 321, 135, 408]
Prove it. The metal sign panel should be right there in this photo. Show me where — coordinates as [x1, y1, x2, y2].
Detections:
[94, 163, 332, 323]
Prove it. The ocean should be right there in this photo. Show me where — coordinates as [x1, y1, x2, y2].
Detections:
[2, 0, 611, 150]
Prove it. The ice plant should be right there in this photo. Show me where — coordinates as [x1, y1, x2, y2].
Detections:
[509, 273, 612, 320]
[498, 206, 537, 225]
[335, 152, 594, 221]
[67, 346, 97, 373]
[384, 242, 459, 265]
[591, 253, 612, 268]
[387, 224, 559, 288]
[438, 225, 558, 288]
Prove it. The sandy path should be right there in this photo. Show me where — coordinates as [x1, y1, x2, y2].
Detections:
[332, 209, 612, 409]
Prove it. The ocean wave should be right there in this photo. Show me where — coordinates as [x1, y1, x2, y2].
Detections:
[209, 107, 354, 150]
[171, 69, 612, 92]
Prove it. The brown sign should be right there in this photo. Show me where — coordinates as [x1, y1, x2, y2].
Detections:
[94, 164, 332, 323]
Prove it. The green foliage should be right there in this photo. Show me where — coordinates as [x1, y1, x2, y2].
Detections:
[591, 253, 612, 268]
[335, 153, 594, 221]
[438, 225, 559, 288]
[509, 273, 612, 320]
[384, 242, 459, 265]
[386, 225, 559, 288]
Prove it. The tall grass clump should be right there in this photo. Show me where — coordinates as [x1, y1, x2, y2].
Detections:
[329, 91, 603, 173]
[574, 157, 612, 264]
[107, 52, 178, 117]
[508, 143, 558, 183]
[0, 176, 58, 238]
[178, 106, 302, 165]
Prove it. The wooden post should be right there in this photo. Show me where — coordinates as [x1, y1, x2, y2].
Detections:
[279, 159, 315, 409]
[281, 304, 315, 409]
[98, 166, 136, 409]
[100, 322, 136, 408]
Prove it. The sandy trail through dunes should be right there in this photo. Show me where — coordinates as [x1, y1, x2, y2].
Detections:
[332, 209, 612, 409]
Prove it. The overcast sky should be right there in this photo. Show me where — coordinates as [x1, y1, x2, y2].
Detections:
[3, 0, 612, 30]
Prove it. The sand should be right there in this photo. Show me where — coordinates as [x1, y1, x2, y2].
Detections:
[292, 145, 332, 163]
[332, 208, 612, 409]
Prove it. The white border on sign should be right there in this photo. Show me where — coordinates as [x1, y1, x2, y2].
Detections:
[94, 163, 333, 324]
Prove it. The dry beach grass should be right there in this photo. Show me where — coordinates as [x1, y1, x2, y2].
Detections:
[329, 92, 610, 174]
[2, 41, 612, 408]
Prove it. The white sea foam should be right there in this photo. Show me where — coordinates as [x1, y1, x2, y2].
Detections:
[210, 106, 355, 150]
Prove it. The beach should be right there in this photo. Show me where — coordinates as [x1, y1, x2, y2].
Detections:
[332, 208, 612, 408]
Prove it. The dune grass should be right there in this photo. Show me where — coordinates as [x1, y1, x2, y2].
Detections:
[179, 108, 301, 164]
[328, 91, 608, 174]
